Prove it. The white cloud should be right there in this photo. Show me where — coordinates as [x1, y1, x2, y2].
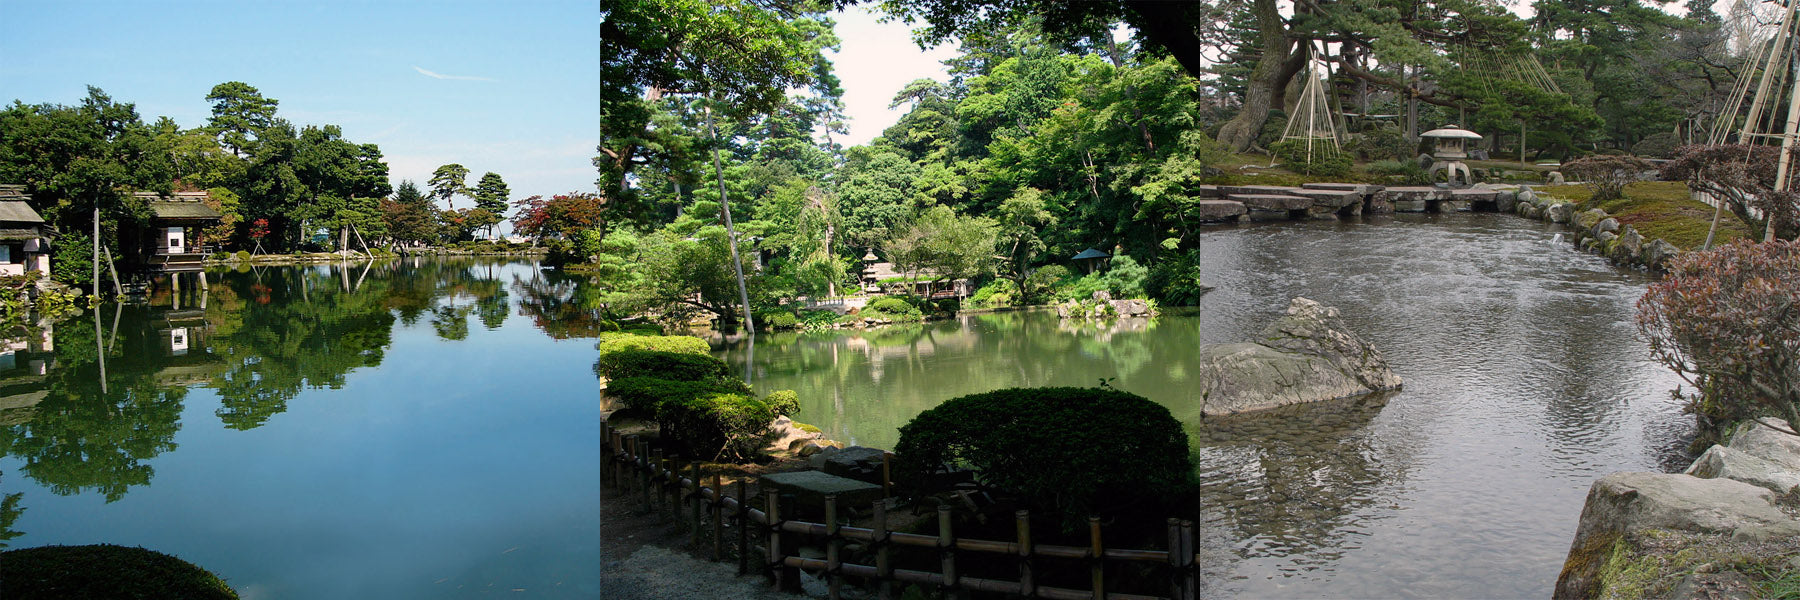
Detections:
[412, 66, 495, 82]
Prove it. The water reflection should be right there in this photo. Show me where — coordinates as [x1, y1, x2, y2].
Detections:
[0, 259, 535, 502]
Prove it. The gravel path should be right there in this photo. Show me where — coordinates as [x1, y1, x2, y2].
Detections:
[602, 486, 797, 600]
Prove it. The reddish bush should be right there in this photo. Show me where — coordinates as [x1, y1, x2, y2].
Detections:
[1637, 239, 1800, 438]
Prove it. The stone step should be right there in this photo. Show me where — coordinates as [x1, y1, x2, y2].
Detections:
[1218, 184, 1302, 197]
[1376, 186, 1451, 201]
[1302, 182, 1384, 194]
[1193, 185, 1222, 198]
[1226, 194, 1312, 211]
[1290, 188, 1362, 207]
[1191, 199, 1246, 221]
[1450, 189, 1499, 201]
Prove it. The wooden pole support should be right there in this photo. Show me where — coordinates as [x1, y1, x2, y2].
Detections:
[938, 505, 957, 591]
[1089, 516, 1104, 600]
[1016, 510, 1034, 596]
[875, 500, 893, 600]
[826, 494, 842, 600]
[711, 473, 724, 562]
[766, 489, 783, 586]
[881, 452, 893, 497]
[1168, 518, 1183, 600]
[736, 479, 750, 576]
[690, 461, 704, 544]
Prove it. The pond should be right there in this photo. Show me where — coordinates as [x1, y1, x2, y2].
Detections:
[0, 259, 602, 598]
[717, 212, 1690, 599]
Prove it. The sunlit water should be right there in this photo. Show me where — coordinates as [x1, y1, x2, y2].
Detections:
[718, 212, 1689, 599]
[0, 260, 601, 598]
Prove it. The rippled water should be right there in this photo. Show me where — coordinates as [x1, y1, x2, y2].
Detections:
[720, 212, 1690, 599]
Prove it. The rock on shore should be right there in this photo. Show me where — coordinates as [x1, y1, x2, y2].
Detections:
[1555, 419, 1800, 599]
[1192, 297, 1402, 416]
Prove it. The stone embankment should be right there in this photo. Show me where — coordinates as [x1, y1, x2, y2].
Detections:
[1192, 297, 1402, 416]
[1185, 183, 1498, 222]
[1555, 419, 1800, 599]
[1502, 186, 1684, 271]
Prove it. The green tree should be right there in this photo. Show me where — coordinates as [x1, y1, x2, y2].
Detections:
[205, 81, 279, 158]
[472, 172, 510, 238]
[382, 180, 436, 246]
[428, 163, 469, 210]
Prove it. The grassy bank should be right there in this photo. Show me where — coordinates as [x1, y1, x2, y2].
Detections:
[1536, 181, 1755, 251]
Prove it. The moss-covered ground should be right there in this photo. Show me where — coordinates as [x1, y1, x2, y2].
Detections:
[1534, 181, 1756, 250]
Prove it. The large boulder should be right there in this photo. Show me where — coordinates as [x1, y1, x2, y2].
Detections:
[1111, 298, 1152, 318]
[1554, 473, 1800, 599]
[1191, 298, 1402, 416]
[1642, 239, 1680, 271]
[1548, 203, 1575, 224]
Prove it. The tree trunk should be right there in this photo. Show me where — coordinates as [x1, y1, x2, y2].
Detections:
[1216, 0, 1295, 152]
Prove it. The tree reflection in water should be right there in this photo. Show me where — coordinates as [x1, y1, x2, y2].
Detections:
[0, 259, 525, 503]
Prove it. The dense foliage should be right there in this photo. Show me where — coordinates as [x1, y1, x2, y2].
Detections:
[893, 387, 1198, 527]
[1638, 239, 1800, 438]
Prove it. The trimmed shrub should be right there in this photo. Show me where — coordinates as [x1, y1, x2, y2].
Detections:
[1345, 126, 1409, 162]
[1363, 159, 1431, 185]
[1632, 132, 1681, 159]
[764, 389, 800, 417]
[797, 310, 839, 331]
[967, 281, 1013, 309]
[893, 387, 1198, 529]
[863, 296, 924, 322]
[1564, 155, 1654, 205]
[598, 349, 733, 382]
[597, 334, 709, 359]
[0, 544, 239, 599]
[758, 311, 799, 331]
[606, 376, 753, 413]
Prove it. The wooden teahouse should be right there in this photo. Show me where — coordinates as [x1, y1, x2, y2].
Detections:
[0, 185, 52, 278]
[128, 191, 222, 274]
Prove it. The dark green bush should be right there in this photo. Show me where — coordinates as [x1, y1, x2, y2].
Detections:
[797, 310, 839, 330]
[893, 387, 1198, 528]
[764, 389, 800, 417]
[1362, 159, 1431, 185]
[1270, 139, 1353, 177]
[1145, 253, 1209, 306]
[1024, 265, 1070, 304]
[609, 375, 791, 461]
[1345, 126, 1409, 162]
[0, 544, 239, 599]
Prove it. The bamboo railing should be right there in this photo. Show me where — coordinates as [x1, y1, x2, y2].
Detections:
[603, 420, 1201, 600]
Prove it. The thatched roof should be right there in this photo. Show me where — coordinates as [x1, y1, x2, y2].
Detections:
[136, 191, 222, 223]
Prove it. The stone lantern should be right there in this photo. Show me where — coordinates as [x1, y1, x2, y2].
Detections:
[1421, 125, 1483, 188]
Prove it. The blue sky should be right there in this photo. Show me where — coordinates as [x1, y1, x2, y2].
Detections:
[1, 0, 598, 222]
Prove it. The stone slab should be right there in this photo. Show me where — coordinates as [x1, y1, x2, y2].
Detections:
[1217, 185, 1302, 196]
[1290, 188, 1362, 207]
[1227, 194, 1312, 211]
[762, 470, 885, 515]
[1193, 185, 1221, 198]
[1392, 200, 1428, 212]
[1192, 199, 1246, 221]
[1302, 182, 1385, 194]
[1450, 189, 1498, 201]
[1378, 186, 1451, 201]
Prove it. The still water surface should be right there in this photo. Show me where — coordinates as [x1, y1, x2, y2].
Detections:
[719, 212, 1690, 599]
[0, 260, 600, 598]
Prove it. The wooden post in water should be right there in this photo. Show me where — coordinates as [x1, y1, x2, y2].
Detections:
[1016, 510, 1034, 596]
[1089, 517, 1104, 600]
[825, 495, 842, 600]
[874, 500, 892, 600]
[938, 505, 957, 592]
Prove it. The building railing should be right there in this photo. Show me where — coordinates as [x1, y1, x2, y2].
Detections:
[602, 420, 1201, 600]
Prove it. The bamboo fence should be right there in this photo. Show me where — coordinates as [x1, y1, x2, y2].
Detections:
[603, 420, 1201, 600]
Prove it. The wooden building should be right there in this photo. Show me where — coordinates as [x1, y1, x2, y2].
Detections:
[0, 185, 52, 277]
[128, 191, 222, 273]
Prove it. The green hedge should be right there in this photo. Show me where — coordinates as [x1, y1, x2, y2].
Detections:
[894, 387, 1197, 528]
[0, 544, 238, 599]
[598, 349, 733, 382]
[607, 376, 754, 412]
[862, 296, 924, 322]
